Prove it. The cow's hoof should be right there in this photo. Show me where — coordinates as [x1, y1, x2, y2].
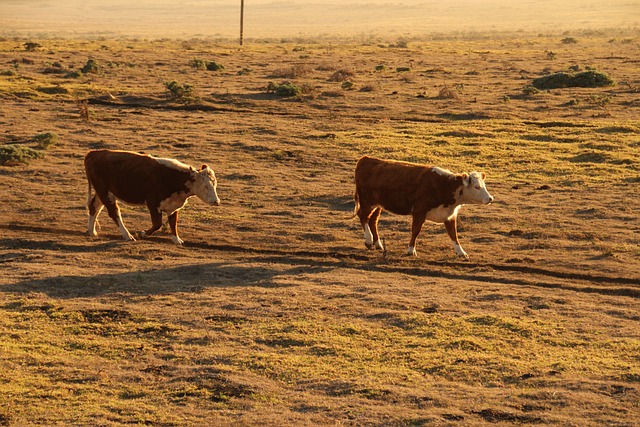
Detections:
[171, 236, 184, 245]
[365, 242, 374, 250]
[407, 246, 418, 257]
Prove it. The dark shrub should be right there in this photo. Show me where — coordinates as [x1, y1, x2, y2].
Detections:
[267, 81, 302, 97]
[24, 42, 41, 51]
[33, 132, 58, 149]
[561, 37, 578, 44]
[0, 144, 44, 165]
[81, 59, 101, 74]
[532, 71, 614, 90]
[165, 81, 196, 102]
[205, 61, 224, 71]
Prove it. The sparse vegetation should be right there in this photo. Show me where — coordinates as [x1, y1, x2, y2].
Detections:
[561, 37, 578, 44]
[36, 85, 68, 95]
[77, 98, 90, 121]
[81, 58, 101, 74]
[341, 81, 354, 90]
[266, 81, 302, 97]
[0, 144, 44, 165]
[23, 41, 41, 51]
[437, 84, 459, 99]
[189, 58, 225, 71]
[188, 58, 208, 70]
[390, 38, 410, 48]
[270, 64, 312, 79]
[33, 132, 58, 149]
[65, 70, 82, 79]
[532, 70, 614, 89]
[328, 68, 355, 82]
[164, 80, 196, 102]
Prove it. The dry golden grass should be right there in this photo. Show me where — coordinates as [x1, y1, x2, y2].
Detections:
[0, 32, 639, 426]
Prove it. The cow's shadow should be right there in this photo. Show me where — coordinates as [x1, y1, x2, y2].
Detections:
[2, 261, 320, 299]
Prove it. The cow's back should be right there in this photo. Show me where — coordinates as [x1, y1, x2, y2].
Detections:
[85, 150, 190, 205]
[355, 156, 461, 215]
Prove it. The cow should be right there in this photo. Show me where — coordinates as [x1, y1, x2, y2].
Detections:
[84, 149, 220, 245]
[354, 156, 493, 259]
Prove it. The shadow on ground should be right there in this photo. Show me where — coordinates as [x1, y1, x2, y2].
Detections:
[1, 261, 328, 298]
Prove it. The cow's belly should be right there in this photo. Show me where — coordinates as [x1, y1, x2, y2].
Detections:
[425, 205, 460, 223]
[107, 190, 146, 206]
[159, 192, 190, 214]
[380, 204, 411, 216]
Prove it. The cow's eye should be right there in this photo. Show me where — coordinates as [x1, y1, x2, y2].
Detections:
[475, 186, 481, 190]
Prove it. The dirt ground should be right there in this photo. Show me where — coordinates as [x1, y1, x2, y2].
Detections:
[0, 32, 639, 426]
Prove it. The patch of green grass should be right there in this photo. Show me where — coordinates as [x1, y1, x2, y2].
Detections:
[329, 119, 638, 185]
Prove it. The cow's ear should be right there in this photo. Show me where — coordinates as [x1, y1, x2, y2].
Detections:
[200, 164, 208, 171]
[481, 172, 486, 180]
[462, 173, 470, 186]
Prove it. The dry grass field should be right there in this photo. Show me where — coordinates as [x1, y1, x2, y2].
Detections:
[0, 30, 639, 426]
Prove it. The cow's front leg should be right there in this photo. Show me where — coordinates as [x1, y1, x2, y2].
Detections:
[368, 207, 384, 250]
[444, 217, 469, 260]
[407, 212, 426, 256]
[167, 211, 183, 245]
[140, 205, 163, 239]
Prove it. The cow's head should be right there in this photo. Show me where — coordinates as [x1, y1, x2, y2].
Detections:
[461, 172, 493, 204]
[191, 164, 221, 206]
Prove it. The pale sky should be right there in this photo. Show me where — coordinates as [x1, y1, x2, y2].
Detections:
[1, 0, 638, 39]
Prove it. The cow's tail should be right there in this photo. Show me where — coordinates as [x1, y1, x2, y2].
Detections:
[351, 187, 360, 219]
[86, 176, 93, 212]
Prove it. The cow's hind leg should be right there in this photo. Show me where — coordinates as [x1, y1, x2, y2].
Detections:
[357, 204, 375, 249]
[167, 212, 183, 245]
[103, 193, 135, 241]
[368, 207, 384, 250]
[87, 194, 104, 236]
[140, 203, 163, 239]
[407, 212, 426, 256]
[444, 217, 469, 260]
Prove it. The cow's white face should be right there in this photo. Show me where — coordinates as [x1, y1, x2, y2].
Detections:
[462, 172, 493, 204]
[191, 165, 220, 206]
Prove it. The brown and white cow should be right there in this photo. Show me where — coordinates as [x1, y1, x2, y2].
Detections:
[354, 156, 493, 259]
[84, 149, 220, 245]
